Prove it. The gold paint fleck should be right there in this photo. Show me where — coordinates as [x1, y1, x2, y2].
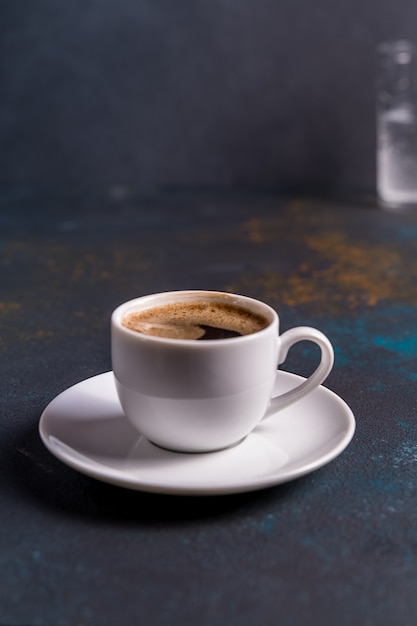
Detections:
[0, 302, 21, 312]
[34, 330, 54, 338]
[232, 214, 417, 311]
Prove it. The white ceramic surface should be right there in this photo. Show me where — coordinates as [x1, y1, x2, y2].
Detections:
[112, 290, 334, 452]
[39, 371, 355, 496]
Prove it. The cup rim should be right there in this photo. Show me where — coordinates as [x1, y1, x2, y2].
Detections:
[111, 290, 278, 345]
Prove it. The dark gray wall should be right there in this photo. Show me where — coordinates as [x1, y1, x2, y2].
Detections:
[1, 1, 416, 194]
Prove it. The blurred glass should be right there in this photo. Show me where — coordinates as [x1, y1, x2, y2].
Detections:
[377, 40, 417, 209]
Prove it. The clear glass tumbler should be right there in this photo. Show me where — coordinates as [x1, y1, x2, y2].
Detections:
[377, 40, 417, 209]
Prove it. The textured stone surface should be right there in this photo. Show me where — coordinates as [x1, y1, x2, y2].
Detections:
[2, 190, 417, 625]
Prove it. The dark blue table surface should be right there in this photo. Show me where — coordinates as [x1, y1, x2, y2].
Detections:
[2, 189, 417, 626]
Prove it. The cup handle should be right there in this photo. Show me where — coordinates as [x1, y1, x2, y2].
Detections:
[266, 326, 334, 416]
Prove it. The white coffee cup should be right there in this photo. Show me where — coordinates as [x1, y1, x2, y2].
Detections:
[111, 290, 334, 453]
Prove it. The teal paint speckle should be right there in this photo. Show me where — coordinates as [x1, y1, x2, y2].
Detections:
[321, 305, 417, 385]
[392, 441, 417, 469]
[254, 513, 276, 535]
[373, 335, 417, 358]
[368, 380, 389, 392]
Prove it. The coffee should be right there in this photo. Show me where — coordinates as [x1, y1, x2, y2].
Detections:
[121, 300, 269, 340]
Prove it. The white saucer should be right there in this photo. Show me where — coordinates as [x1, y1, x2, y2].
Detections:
[39, 371, 355, 496]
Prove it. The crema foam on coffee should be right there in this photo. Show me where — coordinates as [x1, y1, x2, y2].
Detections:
[121, 300, 269, 340]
